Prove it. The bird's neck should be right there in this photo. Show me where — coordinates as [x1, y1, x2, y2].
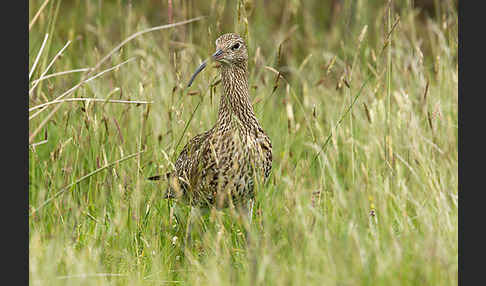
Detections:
[216, 64, 259, 131]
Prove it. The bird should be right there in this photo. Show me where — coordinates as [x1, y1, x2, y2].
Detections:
[150, 33, 272, 236]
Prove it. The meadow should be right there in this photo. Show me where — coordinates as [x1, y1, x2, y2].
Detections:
[29, 0, 458, 285]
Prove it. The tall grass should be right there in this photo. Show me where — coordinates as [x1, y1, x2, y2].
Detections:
[29, 0, 458, 285]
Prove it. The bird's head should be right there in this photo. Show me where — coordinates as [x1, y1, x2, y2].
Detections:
[213, 33, 248, 66]
[188, 33, 248, 87]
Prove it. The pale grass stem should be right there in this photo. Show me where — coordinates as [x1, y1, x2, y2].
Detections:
[29, 139, 48, 149]
[29, 97, 153, 112]
[263, 65, 317, 142]
[29, 57, 136, 122]
[29, 150, 145, 216]
[29, 33, 48, 80]
[313, 73, 375, 163]
[56, 273, 128, 279]
[30, 68, 91, 86]
[89, 16, 205, 75]
[84, 57, 137, 83]
[348, 25, 367, 184]
[313, 14, 399, 164]
[28, 17, 205, 144]
[32, 273, 128, 283]
[29, 40, 71, 94]
[29, 0, 51, 31]
[28, 59, 136, 144]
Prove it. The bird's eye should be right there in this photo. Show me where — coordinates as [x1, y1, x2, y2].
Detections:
[231, 43, 240, 51]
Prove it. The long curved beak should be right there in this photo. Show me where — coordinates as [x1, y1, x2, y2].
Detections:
[187, 60, 207, 87]
[187, 49, 223, 87]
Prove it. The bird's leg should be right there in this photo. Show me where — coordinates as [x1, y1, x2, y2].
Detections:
[247, 199, 254, 225]
[184, 207, 200, 248]
[237, 199, 254, 248]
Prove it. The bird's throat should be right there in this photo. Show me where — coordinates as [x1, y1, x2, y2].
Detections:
[216, 65, 258, 130]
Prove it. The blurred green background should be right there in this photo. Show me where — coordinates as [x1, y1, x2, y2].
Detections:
[29, 1, 457, 285]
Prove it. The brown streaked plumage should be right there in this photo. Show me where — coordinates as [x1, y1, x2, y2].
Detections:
[153, 33, 272, 220]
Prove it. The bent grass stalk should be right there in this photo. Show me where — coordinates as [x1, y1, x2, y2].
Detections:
[29, 17, 205, 143]
[29, 33, 49, 80]
[29, 98, 153, 112]
[29, 40, 71, 95]
[30, 150, 145, 216]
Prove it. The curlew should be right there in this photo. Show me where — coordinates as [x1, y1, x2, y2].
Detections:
[151, 33, 272, 234]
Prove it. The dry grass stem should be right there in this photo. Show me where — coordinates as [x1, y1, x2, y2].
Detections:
[29, 33, 49, 79]
[29, 98, 153, 112]
[29, 0, 51, 31]
[30, 150, 145, 216]
[30, 68, 91, 86]
[88, 16, 205, 76]
[29, 40, 72, 94]
[29, 17, 205, 144]
[29, 57, 136, 122]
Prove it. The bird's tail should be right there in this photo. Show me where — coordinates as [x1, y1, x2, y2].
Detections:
[147, 172, 171, 181]
[147, 175, 162, 181]
[147, 173, 174, 199]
